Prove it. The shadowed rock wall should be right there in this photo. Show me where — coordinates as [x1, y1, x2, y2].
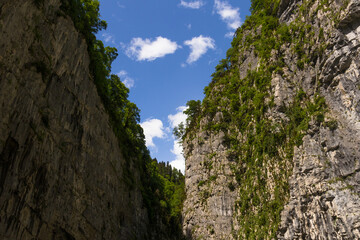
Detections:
[0, 0, 147, 239]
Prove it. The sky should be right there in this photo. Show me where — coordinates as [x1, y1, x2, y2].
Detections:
[97, 0, 251, 173]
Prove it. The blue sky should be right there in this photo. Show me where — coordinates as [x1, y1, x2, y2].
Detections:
[97, 0, 251, 173]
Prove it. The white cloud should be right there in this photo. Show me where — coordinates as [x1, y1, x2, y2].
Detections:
[125, 36, 179, 61]
[187, 23, 192, 30]
[170, 140, 185, 174]
[167, 106, 188, 174]
[214, 0, 241, 31]
[184, 35, 215, 64]
[122, 78, 135, 89]
[225, 31, 235, 38]
[180, 0, 205, 9]
[168, 106, 188, 128]
[117, 70, 135, 88]
[140, 119, 166, 148]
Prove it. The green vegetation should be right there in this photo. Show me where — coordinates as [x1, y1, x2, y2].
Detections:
[144, 160, 186, 236]
[180, 0, 331, 239]
[58, 0, 185, 237]
[228, 182, 236, 192]
[325, 119, 338, 131]
[198, 180, 206, 187]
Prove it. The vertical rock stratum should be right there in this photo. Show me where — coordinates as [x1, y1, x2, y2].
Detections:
[182, 0, 360, 239]
[0, 0, 148, 239]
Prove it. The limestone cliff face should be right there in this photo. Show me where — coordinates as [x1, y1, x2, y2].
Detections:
[0, 0, 148, 239]
[182, 124, 238, 239]
[278, 0, 360, 238]
[182, 0, 360, 239]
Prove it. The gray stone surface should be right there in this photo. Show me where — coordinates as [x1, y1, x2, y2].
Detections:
[182, 126, 237, 240]
[182, 0, 360, 239]
[0, 1, 147, 239]
[279, 1, 360, 238]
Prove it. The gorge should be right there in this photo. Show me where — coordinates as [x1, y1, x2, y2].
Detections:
[1, 0, 360, 239]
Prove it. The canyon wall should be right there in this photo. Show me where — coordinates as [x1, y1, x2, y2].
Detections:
[0, 1, 148, 239]
[182, 0, 360, 239]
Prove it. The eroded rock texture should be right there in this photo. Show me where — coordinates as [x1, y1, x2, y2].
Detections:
[182, 0, 360, 239]
[0, 1, 147, 239]
[278, 1, 360, 238]
[182, 123, 238, 239]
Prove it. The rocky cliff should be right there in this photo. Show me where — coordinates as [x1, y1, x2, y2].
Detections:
[182, 0, 360, 239]
[0, 0, 148, 239]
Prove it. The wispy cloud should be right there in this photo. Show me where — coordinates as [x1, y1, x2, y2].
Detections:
[179, 0, 205, 9]
[214, 0, 241, 32]
[184, 35, 215, 64]
[117, 70, 127, 77]
[116, 1, 125, 8]
[102, 33, 116, 45]
[125, 36, 179, 61]
[141, 119, 166, 148]
[117, 70, 134, 88]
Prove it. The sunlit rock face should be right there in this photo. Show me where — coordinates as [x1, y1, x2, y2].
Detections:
[0, 1, 147, 239]
[182, 0, 360, 239]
